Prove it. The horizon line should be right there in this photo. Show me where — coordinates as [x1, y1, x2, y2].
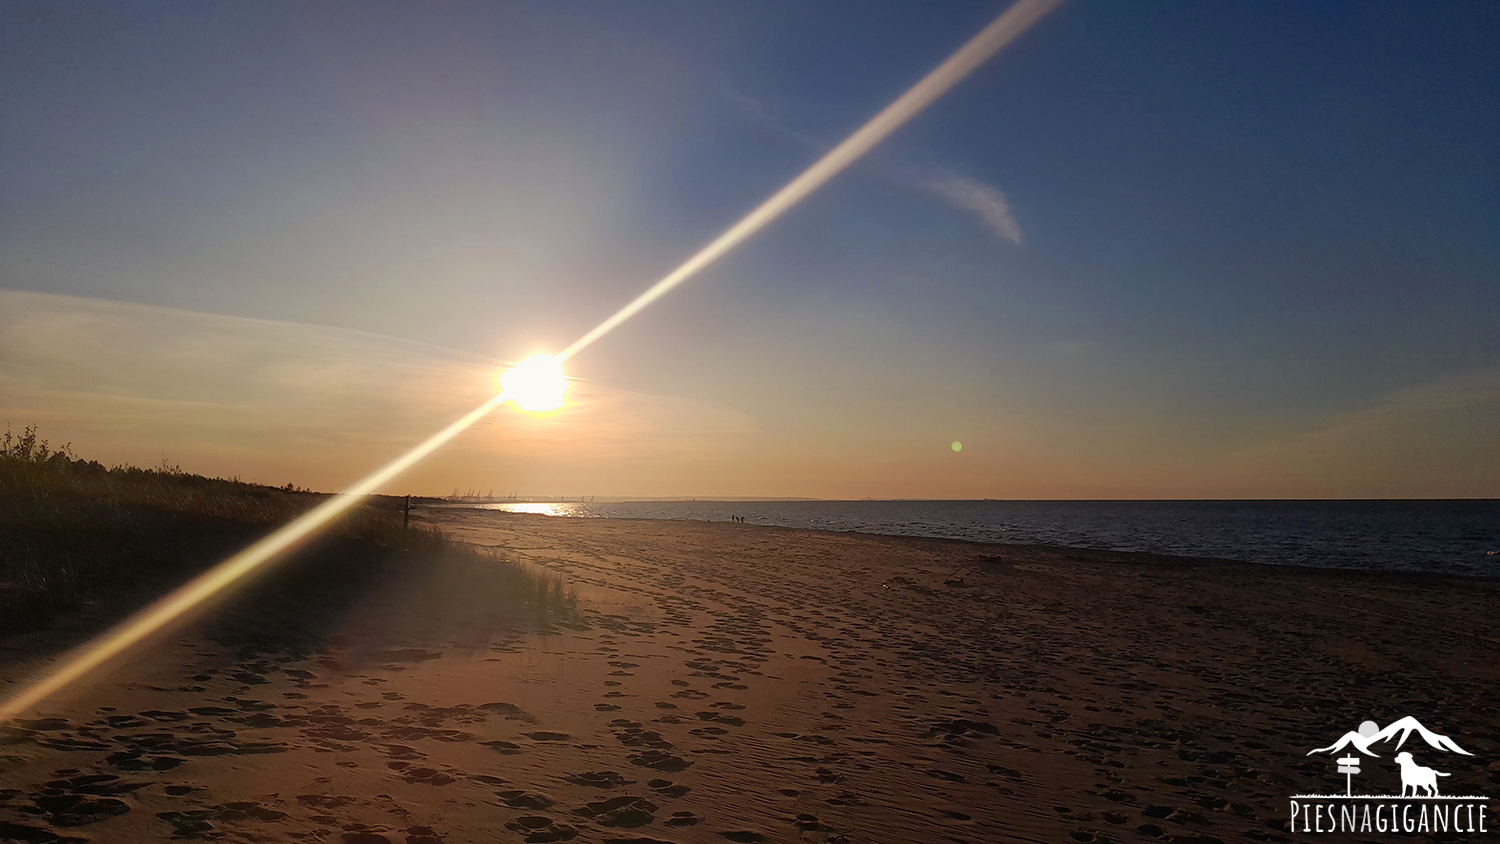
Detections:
[431, 495, 1500, 503]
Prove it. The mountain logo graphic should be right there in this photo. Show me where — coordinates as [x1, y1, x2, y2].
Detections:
[1289, 716, 1489, 835]
[1308, 716, 1472, 759]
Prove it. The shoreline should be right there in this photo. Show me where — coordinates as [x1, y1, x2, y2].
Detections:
[450, 506, 1500, 583]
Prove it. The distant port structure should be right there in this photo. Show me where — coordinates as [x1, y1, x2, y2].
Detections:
[445, 490, 596, 504]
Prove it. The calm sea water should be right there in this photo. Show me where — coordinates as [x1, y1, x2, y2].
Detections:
[457, 499, 1500, 578]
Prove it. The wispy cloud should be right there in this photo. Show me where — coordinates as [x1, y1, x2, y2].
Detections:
[723, 83, 1023, 247]
[911, 174, 1023, 245]
[1219, 367, 1500, 498]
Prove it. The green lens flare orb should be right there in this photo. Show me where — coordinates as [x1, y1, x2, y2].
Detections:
[951, 441, 963, 452]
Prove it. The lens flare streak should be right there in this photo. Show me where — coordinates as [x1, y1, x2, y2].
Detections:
[0, 0, 1059, 722]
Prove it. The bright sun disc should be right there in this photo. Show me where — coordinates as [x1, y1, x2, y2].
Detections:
[500, 354, 569, 412]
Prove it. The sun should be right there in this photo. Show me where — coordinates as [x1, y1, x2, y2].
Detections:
[499, 353, 569, 412]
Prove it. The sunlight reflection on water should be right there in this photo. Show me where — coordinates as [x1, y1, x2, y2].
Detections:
[481, 502, 588, 517]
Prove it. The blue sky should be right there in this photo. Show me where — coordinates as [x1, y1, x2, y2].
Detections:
[2, 1, 1497, 497]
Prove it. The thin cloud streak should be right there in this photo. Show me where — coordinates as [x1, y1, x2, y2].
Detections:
[723, 94, 1025, 246]
[916, 174, 1024, 245]
[1217, 366, 1500, 498]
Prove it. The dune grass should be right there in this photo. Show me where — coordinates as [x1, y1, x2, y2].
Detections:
[0, 425, 574, 639]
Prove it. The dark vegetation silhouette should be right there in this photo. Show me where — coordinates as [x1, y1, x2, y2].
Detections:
[0, 425, 574, 655]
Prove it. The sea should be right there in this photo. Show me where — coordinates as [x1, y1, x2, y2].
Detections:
[454, 499, 1500, 578]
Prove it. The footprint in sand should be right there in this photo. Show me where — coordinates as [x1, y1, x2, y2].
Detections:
[498, 790, 554, 810]
[573, 795, 658, 828]
[793, 813, 828, 833]
[625, 746, 687, 780]
[158, 802, 289, 838]
[647, 779, 691, 798]
[479, 702, 538, 723]
[522, 731, 571, 742]
[381, 744, 423, 761]
[565, 771, 634, 789]
[105, 751, 182, 771]
[505, 815, 579, 842]
[34, 794, 132, 827]
[612, 724, 672, 749]
[472, 774, 508, 787]
[399, 767, 455, 786]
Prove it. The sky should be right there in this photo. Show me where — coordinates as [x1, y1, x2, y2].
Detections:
[2, 0, 1497, 499]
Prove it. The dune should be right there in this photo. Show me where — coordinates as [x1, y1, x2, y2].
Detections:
[1, 508, 1496, 843]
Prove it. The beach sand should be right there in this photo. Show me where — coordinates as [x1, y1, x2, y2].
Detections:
[2, 509, 1497, 843]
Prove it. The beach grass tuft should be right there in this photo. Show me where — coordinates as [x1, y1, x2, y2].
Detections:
[0, 424, 574, 638]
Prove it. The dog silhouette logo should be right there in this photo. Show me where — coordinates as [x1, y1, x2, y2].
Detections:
[1394, 751, 1450, 797]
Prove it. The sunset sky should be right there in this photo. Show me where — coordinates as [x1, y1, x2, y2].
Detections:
[3, 1, 1497, 499]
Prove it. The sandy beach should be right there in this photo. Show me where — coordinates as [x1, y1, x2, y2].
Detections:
[2, 508, 1497, 843]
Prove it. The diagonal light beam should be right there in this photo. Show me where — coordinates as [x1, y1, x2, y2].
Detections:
[560, 0, 1059, 361]
[0, 0, 1059, 723]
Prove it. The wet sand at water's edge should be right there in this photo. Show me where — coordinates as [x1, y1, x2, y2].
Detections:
[3, 508, 1497, 843]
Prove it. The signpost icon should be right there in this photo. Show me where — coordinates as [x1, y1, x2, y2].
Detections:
[1336, 755, 1361, 795]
